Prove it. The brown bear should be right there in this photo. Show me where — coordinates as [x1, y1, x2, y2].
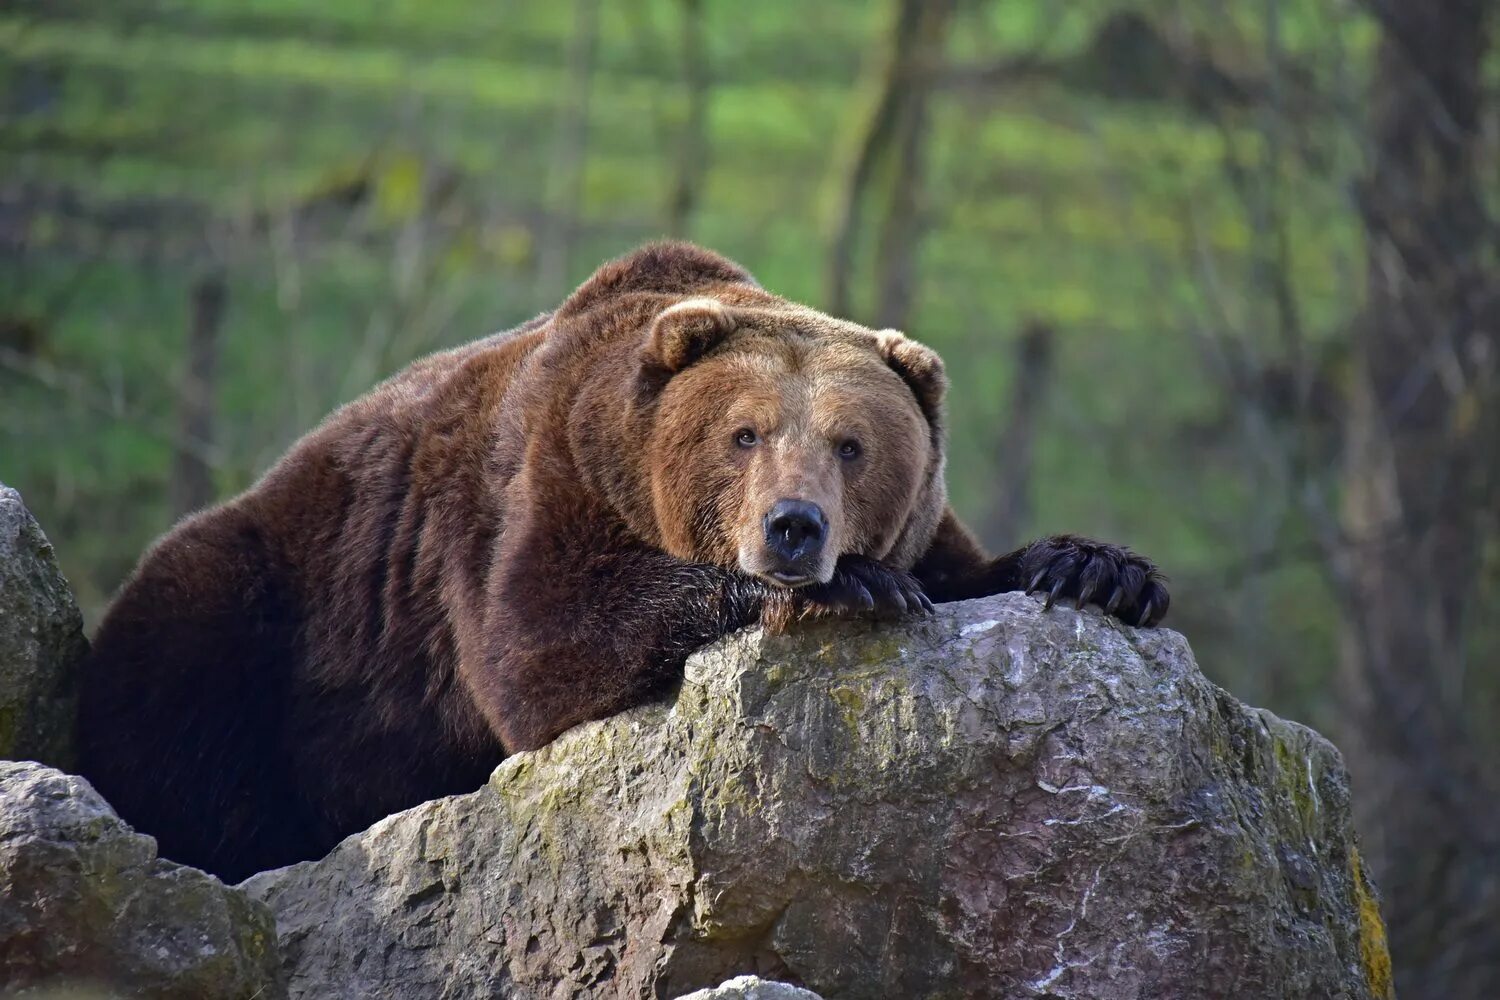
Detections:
[77, 242, 1167, 881]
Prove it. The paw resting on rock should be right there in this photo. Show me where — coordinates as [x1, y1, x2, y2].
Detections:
[761, 555, 933, 632]
[1020, 535, 1169, 627]
[801, 554, 934, 618]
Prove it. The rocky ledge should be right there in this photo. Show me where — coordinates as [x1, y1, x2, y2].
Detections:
[243, 593, 1393, 999]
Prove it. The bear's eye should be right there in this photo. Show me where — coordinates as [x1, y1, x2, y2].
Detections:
[837, 439, 862, 460]
[734, 428, 759, 448]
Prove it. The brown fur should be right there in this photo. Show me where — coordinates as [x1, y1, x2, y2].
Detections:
[76, 242, 1168, 881]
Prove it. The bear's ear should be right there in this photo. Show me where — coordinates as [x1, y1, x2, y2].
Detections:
[644, 298, 739, 373]
[875, 329, 947, 422]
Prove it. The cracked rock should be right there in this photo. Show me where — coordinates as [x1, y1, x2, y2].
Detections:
[244, 594, 1393, 999]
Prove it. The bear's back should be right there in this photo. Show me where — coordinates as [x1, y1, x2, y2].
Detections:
[215, 313, 556, 746]
[243, 314, 553, 560]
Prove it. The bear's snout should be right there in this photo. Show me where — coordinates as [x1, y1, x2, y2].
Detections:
[762, 499, 827, 581]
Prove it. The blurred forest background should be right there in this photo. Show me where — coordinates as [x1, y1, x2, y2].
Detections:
[1, 0, 1496, 994]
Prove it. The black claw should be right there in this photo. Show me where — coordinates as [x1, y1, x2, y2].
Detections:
[1137, 598, 1154, 627]
[1104, 586, 1124, 615]
[1044, 578, 1066, 611]
[853, 581, 875, 610]
[1027, 568, 1048, 593]
[1075, 580, 1097, 610]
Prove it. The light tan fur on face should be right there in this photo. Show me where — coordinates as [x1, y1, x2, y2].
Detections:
[648, 318, 933, 587]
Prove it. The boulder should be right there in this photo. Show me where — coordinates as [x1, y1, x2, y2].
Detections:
[0, 761, 285, 999]
[243, 593, 1394, 999]
[0, 485, 86, 767]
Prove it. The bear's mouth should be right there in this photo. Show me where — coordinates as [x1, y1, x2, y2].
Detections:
[764, 569, 815, 587]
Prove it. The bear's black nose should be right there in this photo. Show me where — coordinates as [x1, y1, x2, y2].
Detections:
[765, 499, 827, 565]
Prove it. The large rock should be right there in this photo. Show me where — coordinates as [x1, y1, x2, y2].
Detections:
[244, 594, 1394, 999]
[0, 485, 86, 767]
[0, 761, 285, 999]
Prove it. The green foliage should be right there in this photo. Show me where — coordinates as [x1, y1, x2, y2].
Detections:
[0, 0, 1391, 732]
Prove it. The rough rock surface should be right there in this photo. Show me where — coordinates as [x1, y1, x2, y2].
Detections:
[0, 761, 285, 999]
[674, 975, 824, 999]
[245, 593, 1393, 999]
[0, 485, 86, 767]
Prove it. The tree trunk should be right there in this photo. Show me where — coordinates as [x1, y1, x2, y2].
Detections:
[1337, 3, 1499, 996]
[665, 0, 708, 238]
[986, 322, 1055, 551]
[169, 272, 226, 519]
[871, 0, 951, 331]
[824, 0, 928, 319]
[536, 0, 600, 305]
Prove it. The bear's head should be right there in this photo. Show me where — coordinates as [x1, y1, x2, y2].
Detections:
[565, 243, 948, 590]
[623, 296, 947, 596]
[638, 298, 948, 586]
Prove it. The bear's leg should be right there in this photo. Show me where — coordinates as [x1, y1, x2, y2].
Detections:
[77, 506, 316, 881]
[913, 507, 1170, 627]
[475, 516, 775, 752]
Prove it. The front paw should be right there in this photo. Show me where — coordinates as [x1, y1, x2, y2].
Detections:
[799, 555, 934, 620]
[1019, 535, 1169, 627]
